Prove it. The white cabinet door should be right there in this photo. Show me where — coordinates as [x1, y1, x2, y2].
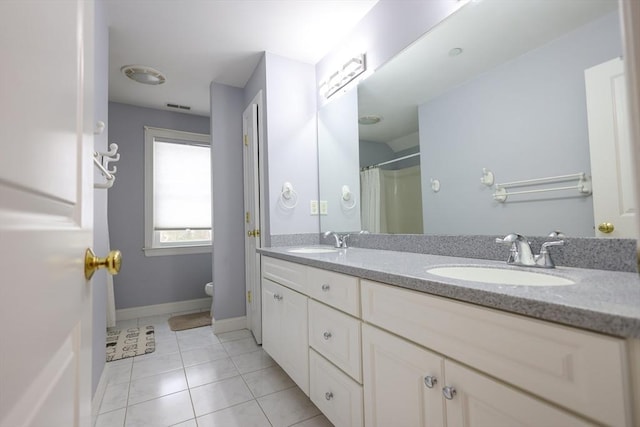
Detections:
[362, 325, 445, 427]
[261, 278, 309, 395]
[280, 284, 309, 395]
[261, 279, 281, 361]
[443, 360, 593, 427]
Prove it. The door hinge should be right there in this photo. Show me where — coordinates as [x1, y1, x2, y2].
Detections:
[245, 211, 250, 223]
[247, 290, 252, 303]
[243, 134, 248, 146]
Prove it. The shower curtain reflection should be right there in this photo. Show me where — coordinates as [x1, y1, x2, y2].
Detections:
[361, 165, 423, 234]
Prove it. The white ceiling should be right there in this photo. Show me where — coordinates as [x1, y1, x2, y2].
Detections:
[106, 0, 379, 116]
[357, 0, 618, 146]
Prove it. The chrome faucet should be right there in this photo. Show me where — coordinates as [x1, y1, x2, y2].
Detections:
[323, 231, 349, 248]
[496, 233, 564, 268]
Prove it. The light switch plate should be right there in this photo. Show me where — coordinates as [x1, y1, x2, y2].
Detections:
[310, 200, 319, 215]
[320, 200, 328, 215]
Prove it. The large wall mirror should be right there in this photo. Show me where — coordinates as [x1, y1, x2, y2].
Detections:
[318, 0, 636, 238]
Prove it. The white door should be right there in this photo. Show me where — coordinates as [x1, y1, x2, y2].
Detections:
[585, 57, 637, 238]
[0, 1, 94, 427]
[362, 324, 445, 427]
[243, 96, 262, 343]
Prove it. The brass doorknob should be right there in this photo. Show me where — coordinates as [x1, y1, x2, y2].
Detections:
[85, 248, 122, 280]
[598, 222, 615, 234]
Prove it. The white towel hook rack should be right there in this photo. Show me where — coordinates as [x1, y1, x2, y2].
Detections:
[493, 172, 591, 202]
[94, 143, 120, 189]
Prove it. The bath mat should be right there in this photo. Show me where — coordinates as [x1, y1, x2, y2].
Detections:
[106, 326, 155, 362]
[168, 311, 212, 331]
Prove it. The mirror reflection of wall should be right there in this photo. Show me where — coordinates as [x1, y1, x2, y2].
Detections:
[318, 89, 361, 233]
[319, 0, 625, 237]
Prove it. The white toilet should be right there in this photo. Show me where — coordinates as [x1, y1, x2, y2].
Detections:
[205, 282, 213, 296]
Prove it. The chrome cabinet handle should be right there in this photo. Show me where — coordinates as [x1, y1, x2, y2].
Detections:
[325, 392, 333, 401]
[321, 284, 330, 292]
[424, 375, 437, 389]
[442, 386, 457, 400]
[273, 294, 282, 301]
[323, 331, 332, 340]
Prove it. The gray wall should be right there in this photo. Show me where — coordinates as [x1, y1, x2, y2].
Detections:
[419, 12, 621, 236]
[210, 83, 246, 320]
[264, 53, 319, 236]
[92, 0, 108, 397]
[108, 103, 211, 309]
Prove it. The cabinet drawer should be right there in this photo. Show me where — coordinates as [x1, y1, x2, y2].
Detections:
[309, 300, 362, 382]
[307, 266, 359, 316]
[361, 280, 630, 427]
[310, 349, 363, 427]
[262, 257, 307, 294]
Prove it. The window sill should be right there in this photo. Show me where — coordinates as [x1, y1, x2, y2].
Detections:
[143, 245, 212, 257]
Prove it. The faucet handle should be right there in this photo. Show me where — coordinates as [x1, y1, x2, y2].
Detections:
[540, 240, 565, 252]
[496, 233, 525, 244]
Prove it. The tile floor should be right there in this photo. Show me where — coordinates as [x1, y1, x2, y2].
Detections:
[95, 314, 333, 427]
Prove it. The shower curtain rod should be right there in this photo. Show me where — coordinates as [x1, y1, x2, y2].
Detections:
[362, 152, 420, 170]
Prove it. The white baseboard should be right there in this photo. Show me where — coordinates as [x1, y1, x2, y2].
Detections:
[116, 298, 212, 321]
[211, 316, 247, 334]
[92, 363, 109, 426]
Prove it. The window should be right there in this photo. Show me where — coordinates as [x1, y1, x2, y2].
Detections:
[144, 126, 211, 256]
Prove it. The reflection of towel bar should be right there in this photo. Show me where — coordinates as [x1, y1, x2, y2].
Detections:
[493, 173, 591, 202]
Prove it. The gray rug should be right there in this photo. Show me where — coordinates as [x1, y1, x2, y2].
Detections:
[106, 326, 155, 362]
[168, 311, 212, 331]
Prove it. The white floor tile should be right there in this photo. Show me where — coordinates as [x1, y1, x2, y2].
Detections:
[257, 387, 321, 427]
[291, 414, 334, 427]
[215, 329, 253, 343]
[242, 365, 296, 398]
[124, 391, 194, 427]
[115, 319, 138, 329]
[184, 357, 239, 388]
[181, 343, 228, 367]
[175, 326, 216, 341]
[99, 382, 129, 414]
[177, 333, 219, 352]
[131, 352, 183, 380]
[105, 362, 133, 385]
[196, 400, 271, 427]
[128, 369, 188, 406]
[221, 337, 259, 357]
[95, 408, 126, 427]
[169, 420, 197, 427]
[190, 375, 254, 417]
[231, 349, 275, 374]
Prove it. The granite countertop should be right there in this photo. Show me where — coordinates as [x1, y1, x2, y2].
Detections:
[258, 245, 640, 339]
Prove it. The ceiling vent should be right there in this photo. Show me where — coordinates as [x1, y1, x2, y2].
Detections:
[166, 103, 191, 111]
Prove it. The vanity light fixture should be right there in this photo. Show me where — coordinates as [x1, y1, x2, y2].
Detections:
[121, 65, 166, 85]
[319, 53, 367, 99]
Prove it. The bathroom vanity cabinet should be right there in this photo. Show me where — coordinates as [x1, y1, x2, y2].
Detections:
[261, 256, 633, 427]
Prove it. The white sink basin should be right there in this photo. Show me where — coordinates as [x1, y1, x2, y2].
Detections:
[287, 247, 339, 254]
[427, 266, 575, 286]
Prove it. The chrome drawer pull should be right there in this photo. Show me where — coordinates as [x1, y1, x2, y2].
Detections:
[424, 375, 437, 389]
[442, 386, 457, 400]
[321, 284, 330, 291]
[325, 391, 334, 401]
[323, 331, 332, 340]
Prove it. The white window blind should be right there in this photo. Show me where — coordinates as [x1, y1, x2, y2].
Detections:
[153, 139, 211, 230]
[144, 126, 211, 256]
